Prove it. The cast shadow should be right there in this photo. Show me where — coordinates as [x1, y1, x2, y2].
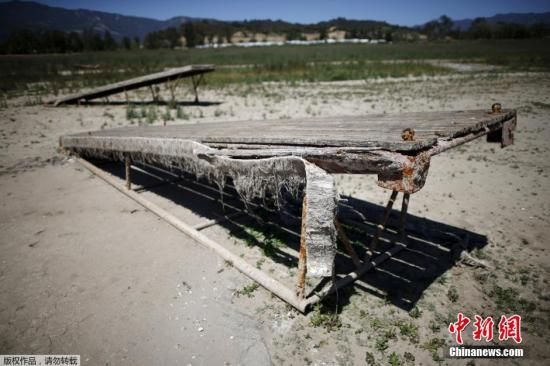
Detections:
[77, 100, 222, 107]
[89, 158, 488, 312]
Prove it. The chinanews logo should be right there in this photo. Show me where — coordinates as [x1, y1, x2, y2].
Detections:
[447, 313, 524, 358]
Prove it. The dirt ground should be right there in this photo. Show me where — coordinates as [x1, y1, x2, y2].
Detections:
[1, 70, 549, 365]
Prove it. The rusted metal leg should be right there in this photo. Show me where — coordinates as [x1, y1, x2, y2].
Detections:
[335, 220, 361, 267]
[367, 190, 399, 259]
[170, 85, 175, 105]
[399, 193, 410, 241]
[125, 156, 131, 190]
[149, 85, 157, 102]
[191, 74, 204, 104]
[296, 195, 308, 298]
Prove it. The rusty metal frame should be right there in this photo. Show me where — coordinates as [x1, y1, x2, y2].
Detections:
[63, 108, 517, 312]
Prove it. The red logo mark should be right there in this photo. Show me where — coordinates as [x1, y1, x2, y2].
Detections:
[472, 315, 494, 342]
[448, 312, 471, 345]
[498, 315, 522, 344]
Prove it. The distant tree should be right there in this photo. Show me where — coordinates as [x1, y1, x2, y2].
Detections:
[144, 32, 161, 48]
[122, 36, 132, 50]
[67, 32, 83, 52]
[103, 31, 117, 50]
[183, 22, 197, 47]
[319, 27, 328, 40]
[469, 18, 492, 39]
[384, 30, 393, 42]
[438, 15, 454, 37]
[164, 27, 181, 48]
[422, 15, 454, 40]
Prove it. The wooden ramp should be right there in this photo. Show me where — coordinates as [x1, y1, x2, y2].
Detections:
[59, 107, 516, 311]
[49, 64, 215, 106]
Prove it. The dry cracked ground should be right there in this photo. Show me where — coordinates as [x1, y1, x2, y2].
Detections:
[1, 70, 549, 365]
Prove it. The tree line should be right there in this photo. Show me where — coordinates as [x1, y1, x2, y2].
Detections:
[1, 16, 549, 54]
[420, 15, 550, 40]
[0, 29, 140, 54]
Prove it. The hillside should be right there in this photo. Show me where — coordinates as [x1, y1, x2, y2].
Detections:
[453, 12, 550, 31]
[0, 0, 198, 40]
[0, 0, 412, 43]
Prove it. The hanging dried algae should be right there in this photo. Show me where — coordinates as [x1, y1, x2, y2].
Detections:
[61, 135, 338, 277]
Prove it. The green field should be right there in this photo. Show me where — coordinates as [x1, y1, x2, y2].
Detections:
[1, 39, 549, 96]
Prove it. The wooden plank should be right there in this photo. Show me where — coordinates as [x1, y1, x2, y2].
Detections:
[49, 64, 215, 106]
[63, 109, 516, 152]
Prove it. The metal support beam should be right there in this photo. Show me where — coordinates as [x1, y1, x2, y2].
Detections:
[367, 190, 398, 258]
[296, 196, 308, 298]
[125, 156, 131, 190]
[335, 220, 361, 267]
[191, 74, 204, 104]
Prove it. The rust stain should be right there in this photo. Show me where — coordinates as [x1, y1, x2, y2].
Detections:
[401, 128, 416, 141]
[490, 103, 502, 114]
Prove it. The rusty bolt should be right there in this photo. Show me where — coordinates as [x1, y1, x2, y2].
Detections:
[491, 103, 502, 114]
[401, 128, 415, 141]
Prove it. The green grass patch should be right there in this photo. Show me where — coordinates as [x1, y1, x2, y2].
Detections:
[309, 303, 341, 332]
[233, 282, 259, 298]
[2, 39, 549, 95]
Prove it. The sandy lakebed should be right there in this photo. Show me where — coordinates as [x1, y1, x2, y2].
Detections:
[1, 71, 549, 365]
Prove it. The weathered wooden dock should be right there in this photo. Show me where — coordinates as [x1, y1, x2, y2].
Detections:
[60, 106, 516, 311]
[49, 64, 215, 106]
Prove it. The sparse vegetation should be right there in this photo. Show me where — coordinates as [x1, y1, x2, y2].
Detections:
[310, 303, 341, 332]
[146, 105, 157, 124]
[447, 286, 459, 302]
[399, 322, 419, 344]
[408, 306, 422, 318]
[2, 39, 550, 95]
[233, 282, 259, 298]
[126, 103, 138, 120]
[490, 285, 536, 316]
[422, 338, 445, 362]
[387, 352, 402, 366]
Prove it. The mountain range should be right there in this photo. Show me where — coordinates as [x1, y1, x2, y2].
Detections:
[452, 12, 550, 31]
[1, 0, 549, 41]
[0, 1, 201, 40]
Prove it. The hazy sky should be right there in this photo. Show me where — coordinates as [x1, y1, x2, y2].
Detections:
[22, 0, 550, 25]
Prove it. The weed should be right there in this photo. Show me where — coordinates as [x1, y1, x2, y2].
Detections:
[256, 258, 265, 269]
[310, 303, 341, 332]
[436, 274, 448, 285]
[409, 306, 422, 318]
[447, 286, 459, 302]
[234, 282, 259, 298]
[429, 320, 441, 333]
[126, 104, 138, 120]
[146, 106, 157, 124]
[388, 352, 402, 366]
[365, 352, 376, 365]
[472, 248, 488, 260]
[422, 338, 445, 362]
[403, 352, 415, 365]
[399, 322, 419, 344]
[162, 106, 172, 123]
[490, 285, 536, 317]
[375, 337, 389, 352]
